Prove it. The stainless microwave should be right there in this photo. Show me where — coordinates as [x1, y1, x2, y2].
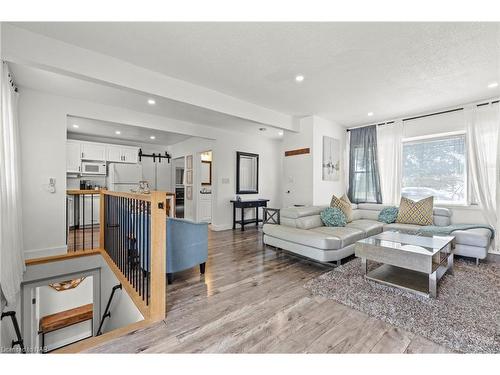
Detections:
[81, 161, 106, 175]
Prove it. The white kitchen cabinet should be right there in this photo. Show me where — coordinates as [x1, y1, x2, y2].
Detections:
[105, 145, 138, 163]
[106, 145, 123, 162]
[121, 147, 139, 163]
[198, 193, 212, 222]
[81, 143, 106, 161]
[66, 141, 81, 173]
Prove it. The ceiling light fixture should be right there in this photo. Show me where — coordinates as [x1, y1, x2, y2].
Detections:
[278, 130, 284, 136]
[72, 124, 79, 128]
[115, 131, 121, 135]
[367, 112, 374, 117]
[147, 98, 156, 105]
[259, 127, 267, 131]
[488, 82, 498, 89]
[150, 136, 156, 140]
[295, 75, 304, 83]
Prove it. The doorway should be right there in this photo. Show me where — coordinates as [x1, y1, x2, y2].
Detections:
[173, 156, 185, 218]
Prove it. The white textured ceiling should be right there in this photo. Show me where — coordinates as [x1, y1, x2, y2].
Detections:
[10, 22, 500, 126]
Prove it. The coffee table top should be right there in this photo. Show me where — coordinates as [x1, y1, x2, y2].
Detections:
[357, 231, 454, 257]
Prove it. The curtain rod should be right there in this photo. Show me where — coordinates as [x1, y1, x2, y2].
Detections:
[346, 99, 500, 132]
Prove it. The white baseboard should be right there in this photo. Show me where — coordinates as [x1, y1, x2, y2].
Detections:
[209, 223, 233, 231]
[24, 245, 68, 260]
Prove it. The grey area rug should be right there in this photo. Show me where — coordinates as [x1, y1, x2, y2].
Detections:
[304, 258, 500, 353]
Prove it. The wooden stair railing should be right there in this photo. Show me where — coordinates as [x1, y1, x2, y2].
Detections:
[98, 190, 173, 322]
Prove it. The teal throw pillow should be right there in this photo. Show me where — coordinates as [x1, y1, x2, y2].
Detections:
[320, 207, 347, 227]
[378, 206, 399, 224]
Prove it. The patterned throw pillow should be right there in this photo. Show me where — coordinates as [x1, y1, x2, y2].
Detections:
[396, 196, 434, 226]
[378, 206, 399, 224]
[320, 207, 347, 227]
[330, 194, 353, 222]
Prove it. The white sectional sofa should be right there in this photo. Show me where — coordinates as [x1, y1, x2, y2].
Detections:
[262, 203, 493, 265]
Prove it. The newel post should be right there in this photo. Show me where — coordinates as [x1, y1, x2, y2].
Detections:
[149, 191, 167, 321]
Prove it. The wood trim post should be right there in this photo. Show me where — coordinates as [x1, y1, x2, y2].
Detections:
[99, 191, 105, 249]
[149, 191, 167, 321]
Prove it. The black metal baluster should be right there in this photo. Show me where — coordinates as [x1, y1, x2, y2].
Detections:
[120, 196, 123, 273]
[140, 200, 145, 296]
[91, 194, 94, 250]
[82, 194, 85, 251]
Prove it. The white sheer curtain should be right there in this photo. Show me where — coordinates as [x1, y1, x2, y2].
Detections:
[377, 120, 403, 205]
[0, 61, 25, 309]
[466, 103, 500, 251]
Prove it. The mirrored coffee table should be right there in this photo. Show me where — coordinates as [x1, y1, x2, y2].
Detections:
[355, 231, 455, 298]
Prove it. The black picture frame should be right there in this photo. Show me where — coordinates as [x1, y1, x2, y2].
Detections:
[236, 151, 259, 194]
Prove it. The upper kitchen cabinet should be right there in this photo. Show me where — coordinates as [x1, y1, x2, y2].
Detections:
[81, 142, 106, 161]
[121, 146, 139, 163]
[106, 145, 123, 162]
[106, 145, 139, 163]
[66, 141, 82, 173]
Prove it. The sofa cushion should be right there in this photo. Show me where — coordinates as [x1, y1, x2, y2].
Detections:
[263, 224, 364, 250]
[396, 196, 434, 226]
[451, 228, 492, 248]
[309, 226, 365, 249]
[281, 206, 327, 219]
[346, 219, 384, 237]
[383, 223, 422, 233]
[378, 206, 399, 224]
[296, 215, 323, 230]
[320, 207, 346, 227]
[330, 194, 353, 222]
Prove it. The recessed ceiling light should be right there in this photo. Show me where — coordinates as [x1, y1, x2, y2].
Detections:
[367, 112, 374, 117]
[72, 124, 79, 128]
[150, 136, 156, 140]
[278, 130, 284, 136]
[147, 98, 156, 105]
[488, 82, 498, 88]
[115, 131, 121, 135]
[295, 75, 304, 83]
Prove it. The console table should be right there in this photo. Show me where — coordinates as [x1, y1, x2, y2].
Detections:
[230, 199, 269, 231]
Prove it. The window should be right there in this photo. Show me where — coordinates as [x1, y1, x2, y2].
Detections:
[401, 134, 467, 205]
[351, 146, 378, 203]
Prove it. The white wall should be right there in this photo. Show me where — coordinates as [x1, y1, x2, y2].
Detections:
[282, 116, 347, 208]
[19, 90, 68, 258]
[99, 262, 143, 334]
[37, 277, 93, 352]
[282, 117, 314, 207]
[312, 116, 346, 205]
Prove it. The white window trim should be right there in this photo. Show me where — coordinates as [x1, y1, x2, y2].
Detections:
[401, 131, 470, 206]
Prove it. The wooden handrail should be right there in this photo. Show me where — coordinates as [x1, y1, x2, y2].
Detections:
[101, 190, 152, 201]
[67, 189, 102, 195]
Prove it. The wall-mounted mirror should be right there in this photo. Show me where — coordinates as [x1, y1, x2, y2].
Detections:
[236, 151, 259, 194]
[201, 160, 212, 185]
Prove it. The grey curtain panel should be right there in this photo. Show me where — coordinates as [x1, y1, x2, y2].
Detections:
[347, 125, 382, 204]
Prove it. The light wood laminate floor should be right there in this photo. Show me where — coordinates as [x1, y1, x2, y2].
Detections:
[88, 227, 451, 353]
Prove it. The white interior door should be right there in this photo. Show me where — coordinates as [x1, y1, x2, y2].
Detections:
[141, 158, 155, 189]
[156, 161, 173, 191]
